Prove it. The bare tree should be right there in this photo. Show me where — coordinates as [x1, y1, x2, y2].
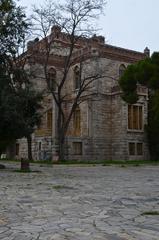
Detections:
[31, 0, 106, 160]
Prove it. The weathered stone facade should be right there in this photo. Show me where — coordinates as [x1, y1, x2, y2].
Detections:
[15, 27, 149, 161]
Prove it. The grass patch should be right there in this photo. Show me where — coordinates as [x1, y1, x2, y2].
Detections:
[132, 164, 140, 167]
[102, 160, 159, 166]
[2, 159, 159, 166]
[31, 160, 53, 164]
[141, 211, 159, 216]
[57, 160, 103, 165]
[120, 164, 127, 168]
[56, 159, 156, 166]
[0, 158, 53, 164]
[14, 169, 41, 173]
[52, 185, 74, 190]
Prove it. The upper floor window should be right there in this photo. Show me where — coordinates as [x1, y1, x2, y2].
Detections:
[128, 105, 143, 130]
[48, 68, 56, 91]
[74, 66, 81, 90]
[119, 64, 126, 79]
[74, 106, 81, 135]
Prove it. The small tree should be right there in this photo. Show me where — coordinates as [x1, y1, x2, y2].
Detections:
[14, 82, 43, 161]
[32, 0, 106, 160]
[119, 52, 159, 160]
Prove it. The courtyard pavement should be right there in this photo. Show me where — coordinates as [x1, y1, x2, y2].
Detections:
[0, 162, 159, 240]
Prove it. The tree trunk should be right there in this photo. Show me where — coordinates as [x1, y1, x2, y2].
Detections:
[59, 135, 65, 161]
[27, 135, 33, 161]
[57, 122, 65, 161]
[56, 106, 65, 161]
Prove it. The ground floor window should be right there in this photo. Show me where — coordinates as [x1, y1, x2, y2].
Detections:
[129, 142, 143, 156]
[129, 142, 135, 155]
[73, 106, 81, 136]
[47, 109, 52, 130]
[38, 142, 42, 151]
[15, 143, 19, 155]
[73, 142, 82, 155]
[136, 143, 143, 155]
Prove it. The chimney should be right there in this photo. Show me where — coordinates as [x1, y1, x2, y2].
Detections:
[144, 47, 150, 57]
[51, 25, 61, 38]
[91, 34, 105, 44]
[27, 41, 34, 50]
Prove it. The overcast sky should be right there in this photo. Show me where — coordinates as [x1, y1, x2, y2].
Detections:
[19, 0, 159, 55]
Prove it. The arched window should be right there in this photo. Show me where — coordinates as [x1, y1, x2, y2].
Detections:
[74, 106, 81, 135]
[119, 64, 126, 79]
[74, 66, 81, 90]
[48, 68, 56, 90]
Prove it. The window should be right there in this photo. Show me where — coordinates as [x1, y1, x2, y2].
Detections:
[15, 143, 19, 155]
[74, 66, 81, 90]
[74, 106, 81, 135]
[47, 109, 52, 130]
[73, 142, 82, 155]
[129, 142, 143, 156]
[128, 105, 143, 130]
[39, 142, 42, 151]
[137, 143, 143, 155]
[129, 142, 135, 155]
[119, 64, 126, 78]
[48, 68, 56, 90]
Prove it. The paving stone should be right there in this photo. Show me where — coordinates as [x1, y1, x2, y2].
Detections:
[1, 162, 159, 239]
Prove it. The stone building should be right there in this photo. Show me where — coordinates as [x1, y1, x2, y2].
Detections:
[15, 26, 149, 161]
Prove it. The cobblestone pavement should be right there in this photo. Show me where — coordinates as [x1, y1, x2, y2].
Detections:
[0, 162, 159, 240]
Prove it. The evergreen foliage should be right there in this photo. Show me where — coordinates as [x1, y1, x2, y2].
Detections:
[119, 52, 159, 160]
[0, 0, 42, 160]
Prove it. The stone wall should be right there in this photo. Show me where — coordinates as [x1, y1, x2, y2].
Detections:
[13, 31, 149, 161]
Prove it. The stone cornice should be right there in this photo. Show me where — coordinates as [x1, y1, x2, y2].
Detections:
[99, 44, 146, 63]
[24, 29, 147, 67]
